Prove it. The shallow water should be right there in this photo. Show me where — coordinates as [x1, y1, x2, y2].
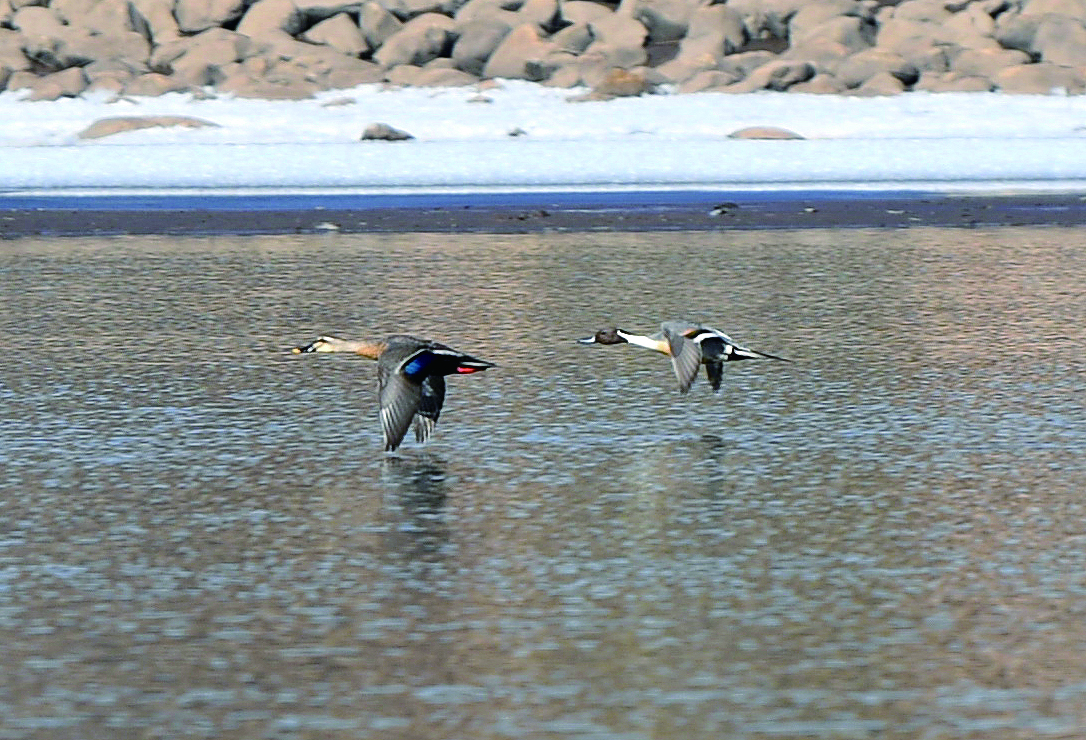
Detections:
[2, 228, 1085, 739]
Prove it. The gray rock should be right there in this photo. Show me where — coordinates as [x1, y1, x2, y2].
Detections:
[361, 122, 415, 139]
[622, 0, 699, 43]
[724, 0, 806, 39]
[78, 114, 220, 139]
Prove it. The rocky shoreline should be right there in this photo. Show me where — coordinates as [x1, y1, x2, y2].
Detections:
[1, 0, 1085, 102]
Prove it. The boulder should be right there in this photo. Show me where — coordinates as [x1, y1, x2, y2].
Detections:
[22, 66, 87, 99]
[789, 15, 873, 55]
[913, 70, 993, 91]
[454, 0, 521, 23]
[677, 68, 741, 92]
[518, 0, 560, 31]
[851, 70, 906, 95]
[727, 125, 804, 139]
[50, 0, 136, 35]
[724, 0, 806, 39]
[1020, 0, 1086, 14]
[993, 61, 1086, 93]
[323, 56, 384, 87]
[622, 0, 699, 43]
[377, 0, 457, 20]
[413, 65, 478, 85]
[482, 22, 558, 79]
[950, 47, 1029, 79]
[154, 28, 251, 86]
[361, 122, 415, 139]
[786, 0, 866, 41]
[451, 17, 512, 75]
[128, 0, 181, 43]
[123, 71, 192, 95]
[727, 59, 814, 92]
[173, 0, 246, 33]
[550, 21, 593, 53]
[0, 29, 30, 72]
[359, 1, 405, 49]
[373, 12, 455, 67]
[788, 71, 846, 93]
[301, 12, 370, 56]
[237, 0, 306, 38]
[834, 48, 918, 88]
[1031, 14, 1086, 67]
[676, 5, 746, 63]
[559, 0, 612, 26]
[78, 115, 220, 139]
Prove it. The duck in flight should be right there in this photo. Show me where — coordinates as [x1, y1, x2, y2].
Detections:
[293, 334, 494, 452]
[578, 320, 788, 394]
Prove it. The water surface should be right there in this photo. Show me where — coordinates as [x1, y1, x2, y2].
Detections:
[2, 228, 1085, 738]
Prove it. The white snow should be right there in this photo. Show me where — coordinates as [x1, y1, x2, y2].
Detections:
[2, 81, 1086, 195]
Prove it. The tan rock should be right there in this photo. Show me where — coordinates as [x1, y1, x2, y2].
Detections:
[676, 69, 739, 92]
[123, 71, 191, 95]
[359, 1, 405, 48]
[790, 15, 873, 56]
[0, 29, 30, 72]
[157, 28, 251, 86]
[851, 70, 905, 95]
[950, 47, 1029, 79]
[994, 62, 1086, 94]
[128, 0, 182, 43]
[51, 0, 135, 35]
[835, 48, 918, 89]
[727, 125, 804, 139]
[78, 115, 219, 139]
[913, 70, 992, 92]
[385, 62, 423, 84]
[517, 0, 559, 30]
[23, 66, 87, 99]
[482, 22, 557, 79]
[788, 72, 846, 93]
[373, 12, 455, 67]
[451, 17, 512, 75]
[413, 66, 478, 85]
[676, 5, 746, 64]
[727, 59, 814, 92]
[622, 0, 698, 43]
[324, 57, 384, 88]
[559, 0, 611, 25]
[724, 0, 806, 39]
[302, 12, 370, 56]
[377, 0, 457, 20]
[1032, 14, 1086, 67]
[173, 0, 245, 33]
[237, 0, 306, 38]
[550, 21, 592, 53]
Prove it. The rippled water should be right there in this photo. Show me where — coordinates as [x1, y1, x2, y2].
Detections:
[2, 228, 1085, 739]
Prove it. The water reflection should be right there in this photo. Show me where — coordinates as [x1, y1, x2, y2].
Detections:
[2, 228, 1086, 739]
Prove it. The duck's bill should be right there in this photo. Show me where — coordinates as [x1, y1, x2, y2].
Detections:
[456, 359, 496, 373]
[577, 336, 597, 344]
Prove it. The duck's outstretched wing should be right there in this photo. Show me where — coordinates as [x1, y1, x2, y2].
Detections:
[378, 361, 423, 452]
[413, 374, 445, 444]
[662, 324, 704, 394]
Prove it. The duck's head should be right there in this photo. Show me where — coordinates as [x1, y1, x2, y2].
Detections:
[578, 327, 628, 345]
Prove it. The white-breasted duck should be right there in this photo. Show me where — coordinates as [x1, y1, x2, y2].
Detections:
[293, 334, 494, 452]
[578, 320, 788, 394]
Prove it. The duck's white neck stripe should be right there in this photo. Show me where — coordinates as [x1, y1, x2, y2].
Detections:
[618, 330, 668, 353]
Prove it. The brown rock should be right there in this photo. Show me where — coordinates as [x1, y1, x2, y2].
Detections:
[128, 0, 182, 43]
[676, 5, 746, 64]
[550, 21, 592, 54]
[727, 126, 804, 139]
[677, 69, 741, 93]
[559, 0, 612, 25]
[237, 0, 306, 38]
[23, 66, 87, 100]
[78, 115, 220, 139]
[950, 47, 1029, 79]
[413, 65, 478, 85]
[834, 48, 918, 88]
[123, 71, 192, 95]
[590, 66, 653, 97]
[1032, 14, 1086, 67]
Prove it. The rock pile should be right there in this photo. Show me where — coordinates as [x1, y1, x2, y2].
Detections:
[2, 0, 1085, 99]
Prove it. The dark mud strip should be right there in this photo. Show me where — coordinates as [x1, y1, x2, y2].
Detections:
[3, 190, 1086, 237]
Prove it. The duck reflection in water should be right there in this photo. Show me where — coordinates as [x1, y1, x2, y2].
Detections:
[381, 455, 450, 560]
